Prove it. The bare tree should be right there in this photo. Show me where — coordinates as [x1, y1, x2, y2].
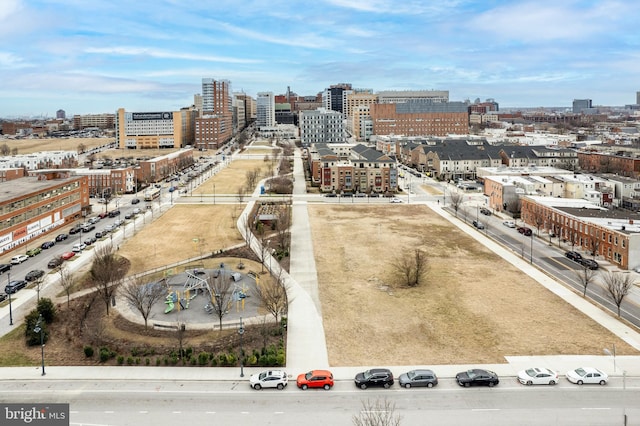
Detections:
[57, 263, 76, 308]
[389, 249, 428, 288]
[449, 192, 463, 217]
[352, 398, 402, 426]
[587, 234, 601, 258]
[242, 213, 254, 248]
[574, 264, 598, 297]
[90, 244, 129, 315]
[174, 315, 187, 361]
[77, 142, 86, 154]
[275, 202, 291, 252]
[602, 272, 635, 317]
[0, 143, 10, 155]
[533, 210, 545, 236]
[33, 275, 46, 303]
[120, 276, 166, 329]
[209, 269, 234, 331]
[236, 184, 249, 203]
[246, 167, 261, 188]
[254, 269, 288, 325]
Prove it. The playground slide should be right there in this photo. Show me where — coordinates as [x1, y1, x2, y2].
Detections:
[164, 300, 174, 314]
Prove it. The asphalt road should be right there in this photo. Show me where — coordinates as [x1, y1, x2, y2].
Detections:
[1, 378, 638, 426]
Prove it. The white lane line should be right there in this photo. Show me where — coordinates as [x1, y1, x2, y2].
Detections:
[472, 409, 500, 412]
[139, 411, 148, 414]
[172, 411, 182, 414]
[104, 411, 114, 414]
[581, 408, 610, 410]
[206, 411, 216, 414]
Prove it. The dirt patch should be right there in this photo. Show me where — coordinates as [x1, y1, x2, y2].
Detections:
[308, 204, 639, 366]
[3, 137, 113, 155]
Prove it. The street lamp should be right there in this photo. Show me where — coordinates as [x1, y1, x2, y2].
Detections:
[238, 317, 245, 377]
[213, 184, 216, 205]
[33, 314, 45, 376]
[8, 272, 13, 326]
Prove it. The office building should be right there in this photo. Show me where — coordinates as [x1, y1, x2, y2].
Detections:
[572, 99, 593, 114]
[116, 109, 185, 150]
[369, 101, 469, 137]
[299, 109, 345, 145]
[256, 92, 276, 128]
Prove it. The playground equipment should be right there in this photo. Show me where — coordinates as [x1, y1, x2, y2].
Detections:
[164, 291, 178, 314]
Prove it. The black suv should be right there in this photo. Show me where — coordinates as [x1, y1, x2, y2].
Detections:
[48, 257, 63, 269]
[108, 210, 121, 218]
[69, 225, 83, 235]
[25, 269, 45, 282]
[55, 233, 68, 242]
[0, 263, 11, 274]
[5, 280, 27, 294]
[354, 368, 394, 389]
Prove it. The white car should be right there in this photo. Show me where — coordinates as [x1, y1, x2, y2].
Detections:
[72, 243, 86, 253]
[11, 254, 29, 265]
[517, 367, 559, 385]
[249, 370, 288, 390]
[390, 197, 403, 203]
[566, 367, 608, 385]
[503, 220, 516, 228]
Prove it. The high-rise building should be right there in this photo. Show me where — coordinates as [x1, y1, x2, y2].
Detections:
[195, 79, 233, 150]
[322, 83, 352, 114]
[56, 109, 66, 119]
[637, 91, 640, 105]
[572, 99, 592, 114]
[299, 108, 345, 145]
[256, 92, 276, 128]
[377, 90, 449, 104]
[116, 108, 184, 149]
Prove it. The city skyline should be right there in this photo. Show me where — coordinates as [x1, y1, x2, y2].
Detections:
[1, 0, 639, 117]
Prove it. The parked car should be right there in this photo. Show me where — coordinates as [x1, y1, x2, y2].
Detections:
[456, 369, 499, 387]
[26, 247, 42, 257]
[55, 233, 68, 242]
[48, 257, 63, 269]
[296, 370, 334, 390]
[95, 231, 104, 239]
[69, 225, 83, 234]
[0, 292, 7, 302]
[108, 210, 121, 218]
[479, 208, 491, 216]
[0, 264, 11, 274]
[25, 269, 45, 282]
[125, 213, 133, 219]
[517, 367, 559, 385]
[133, 208, 141, 215]
[389, 197, 403, 203]
[72, 243, 86, 253]
[565, 251, 583, 262]
[580, 258, 599, 270]
[81, 223, 95, 232]
[566, 367, 608, 385]
[5, 280, 27, 294]
[98, 212, 109, 219]
[472, 220, 485, 229]
[517, 227, 533, 236]
[399, 369, 438, 388]
[354, 368, 394, 389]
[61, 252, 76, 260]
[249, 370, 288, 390]
[131, 198, 140, 204]
[41, 241, 55, 249]
[11, 255, 29, 265]
[324, 193, 337, 198]
[89, 216, 101, 224]
[503, 220, 516, 228]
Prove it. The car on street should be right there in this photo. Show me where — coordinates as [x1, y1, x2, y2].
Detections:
[95, 231, 104, 239]
[41, 241, 56, 249]
[354, 368, 394, 389]
[0, 292, 7, 302]
[108, 210, 121, 218]
[25, 269, 45, 282]
[565, 251, 583, 262]
[517, 226, 533, 236]
[480, 208, 491, 216]
[324, 193, 337, 197]
[398, 369, 438, 388]
[503, 220, 516, 228]
[389, 197, 403, 203]
[89, 216, 101, 224]
[61, 252, 76, 260]
[125, 213, 133, 219]
[296, 370, 334, 390]
[566, 367, 608, 385]
[5, 279, 27, 294]
[55, 233, 68, 242]
[580, 258, 599, 270]
[456, 369, 499, 387]
[0, 264, 11, 274]
[81, 223, 95, 232]
[69, 224, 83, 234]
[249, 370, 288, 390]
[48, 257, 63, 269]
[517, 367, 559, 385]
[11, 255, 29, 265]
[72, 243, 86, 252]
[133, 208, 141, 215]
[26, 247, 42, 257]
[131, 198, 140, 204]
[472, 220, 485, 229]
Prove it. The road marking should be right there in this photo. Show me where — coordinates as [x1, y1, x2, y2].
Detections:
[472, 409, 500, 412]
[206, 411, 216, 414]
[241, 411, 250, 414]
[172, 411, 182, 414]
[104, 411, 114, 414]
[139, 411, 148, 414]
[274, 411, 284, 414]
[581, 408, 610, 410]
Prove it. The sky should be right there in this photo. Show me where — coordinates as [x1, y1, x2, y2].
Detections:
[1, 0, 639, 118]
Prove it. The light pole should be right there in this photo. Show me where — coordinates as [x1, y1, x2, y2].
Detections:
[33, 314, 45, 376]
[238, 317, 245, 378]
[8, 272, 13, 326]
[213, 184, 216, 205]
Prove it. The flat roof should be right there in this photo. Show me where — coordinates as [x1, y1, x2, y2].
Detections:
[0, 176, 80, 203]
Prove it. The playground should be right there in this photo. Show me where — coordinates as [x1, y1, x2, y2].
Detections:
[138, 263, 264, 328]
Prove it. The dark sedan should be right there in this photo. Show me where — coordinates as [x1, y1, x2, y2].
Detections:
[41, 241, 56, 249]
[580, 258, 599, 270]
[55, 233, 68, 242]
[565, 251, 583, 262]
[456, 369, 499, 387]
[5, 280, 27, 294]
[25, 269, 45, 282]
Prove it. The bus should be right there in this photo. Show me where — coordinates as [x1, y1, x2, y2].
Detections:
[144, 188, 160, 202]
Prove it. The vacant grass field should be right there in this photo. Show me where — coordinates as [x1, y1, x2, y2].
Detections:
[191, 159, 273, 195]
[3, 137, 112, 154]
[308, 204, 638, 366]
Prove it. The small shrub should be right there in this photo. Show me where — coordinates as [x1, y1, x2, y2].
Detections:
[37, 298, 57, 324]
[83, 346, 94, 358]
[145, 358, 150, 366]
[198, 352, 210, 366]
[156, 358, 161, 366]
[131, 347, 140, 357]
[210, 358, 217, 367]
[117, 356, 124, 365]
[135, 357, 141, 365]
[99, 347, 110, 363]
[126, 357, 134, 365]
[190, 358, 196, 366]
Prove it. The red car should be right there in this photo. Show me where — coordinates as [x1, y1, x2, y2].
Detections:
[296, 370, 334, 390]
[61, 252, 76, 260]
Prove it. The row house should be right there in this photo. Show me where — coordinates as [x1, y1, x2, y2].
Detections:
[578, 150, 640, 177]
[520, 196, 640, 270]
[501, 146, 578, 170]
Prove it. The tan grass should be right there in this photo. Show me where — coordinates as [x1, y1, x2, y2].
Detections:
[4, 137, 113, 155]
[191, 160, 273, 195]
[308, 204, 639, 366]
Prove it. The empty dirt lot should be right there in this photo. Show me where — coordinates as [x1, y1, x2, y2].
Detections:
[308, 204, 639, 366]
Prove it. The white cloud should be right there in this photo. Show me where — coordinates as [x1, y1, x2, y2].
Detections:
[0, 0, 22, 21]
[84, 46, 261, 64]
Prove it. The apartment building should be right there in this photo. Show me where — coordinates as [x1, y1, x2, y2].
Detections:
[194, 79, 233, 150]
[256, 92, 276, 128]
[299, 108, 345, 145]
[73, 113, 115, 130]
[0, 151, 78, 170]
[578, 150, 640, 177]
[369, 101, 469, 137]
[520, 196, 640, 270]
